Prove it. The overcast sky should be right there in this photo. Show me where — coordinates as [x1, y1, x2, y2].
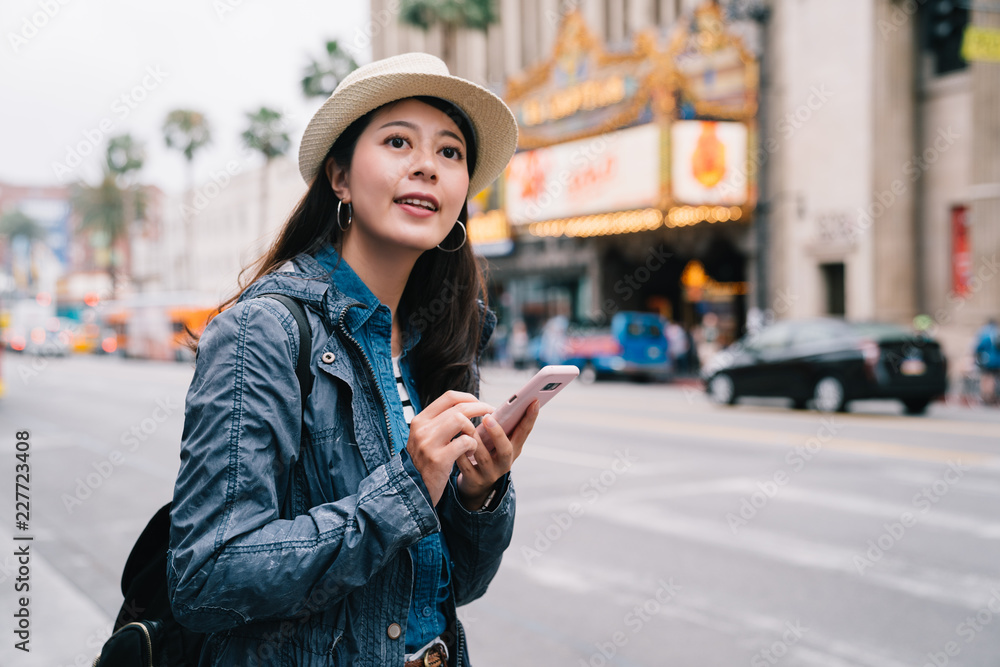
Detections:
[0, 0, 372, 195]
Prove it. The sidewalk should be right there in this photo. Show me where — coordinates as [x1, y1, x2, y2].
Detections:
[0, 526, 113, 667]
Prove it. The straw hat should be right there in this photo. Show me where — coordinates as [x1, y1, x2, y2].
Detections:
[298, 52, 518, 197]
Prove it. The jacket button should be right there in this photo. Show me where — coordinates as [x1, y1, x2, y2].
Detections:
[386, 622, 402, 640]
[321, 352, 335, 364]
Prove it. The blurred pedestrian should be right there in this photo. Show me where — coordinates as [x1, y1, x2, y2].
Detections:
[539, 314, 568, 366]
[974, 317, 1000, 404]
[509, 319, 530, 369]
[167, 54, 539, 666]
[666, 320, 690, 374]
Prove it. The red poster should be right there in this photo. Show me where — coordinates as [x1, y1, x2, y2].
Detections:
[951, 206, 971, 296]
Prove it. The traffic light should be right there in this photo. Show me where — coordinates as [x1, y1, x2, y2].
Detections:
[923, 0, 970, 74]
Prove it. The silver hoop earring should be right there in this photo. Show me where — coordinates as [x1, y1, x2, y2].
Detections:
[337, 200, 352, 232]
[436, 221, 467, 252]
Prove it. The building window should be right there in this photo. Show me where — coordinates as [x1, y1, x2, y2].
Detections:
[820, 262, 845, 316]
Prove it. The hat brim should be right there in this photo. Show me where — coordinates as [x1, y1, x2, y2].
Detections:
[298, 72, 517, 197]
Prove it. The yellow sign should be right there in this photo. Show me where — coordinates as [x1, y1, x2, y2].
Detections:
[962, 26, 1000, 63]
[468, 209, 511, 245]
[681, 260, 747, 301]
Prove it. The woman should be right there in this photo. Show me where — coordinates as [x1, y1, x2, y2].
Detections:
[167, 53, 536, 666]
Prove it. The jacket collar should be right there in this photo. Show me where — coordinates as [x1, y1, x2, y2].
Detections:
[239, 245, 496, 355]
[240, 246, 424, 354]
[312, 243, 383, 337]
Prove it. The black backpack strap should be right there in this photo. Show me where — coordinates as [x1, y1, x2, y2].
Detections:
[257, 293, 314, 406]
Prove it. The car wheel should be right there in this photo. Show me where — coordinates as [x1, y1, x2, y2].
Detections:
[708, 373, 737, 405]
[813, 376, 846, 412]
[903, 398, 931, 415]
[579, 363, 597, 384]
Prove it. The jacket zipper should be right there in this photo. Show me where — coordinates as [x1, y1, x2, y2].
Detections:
[337, 304, 396, 455]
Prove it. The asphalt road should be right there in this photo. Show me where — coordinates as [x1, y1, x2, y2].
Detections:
[0, 354, 998, 666]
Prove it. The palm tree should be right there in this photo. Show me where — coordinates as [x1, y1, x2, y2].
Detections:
[399, 0, 497, 68]
[242, 106, 291, 240]
[301, 39, 359, 99]
[106, 133, 147, 227]
[68, 137, 147, 299]
[70, 167, 127, 298]
[0, 210, 46, 290]
[163, 109, 212, 289]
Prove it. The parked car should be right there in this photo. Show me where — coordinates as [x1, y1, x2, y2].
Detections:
[702, 318, 947, 414]
[561, 311, 672, 382]
[3, 317, 71, 357]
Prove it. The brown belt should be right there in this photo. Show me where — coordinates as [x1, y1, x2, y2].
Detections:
[404, 642, 448, 667]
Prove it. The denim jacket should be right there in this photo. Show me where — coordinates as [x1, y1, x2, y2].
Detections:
[167, 251, 514, 666]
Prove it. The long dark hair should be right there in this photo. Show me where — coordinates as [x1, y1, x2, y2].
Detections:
[202, 96, 488, 407]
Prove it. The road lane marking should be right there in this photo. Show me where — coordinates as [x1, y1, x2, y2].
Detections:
[513, 478, 751, 517]
[520, 444, 628, 469]
[775, 485, 1000, 540]
[544, 407, 998, 465]
[502, 555, 915, 667]
[883, 468, 1000, 497]
[585, 500, 1000, 611]
[529, 389, 1000, 440]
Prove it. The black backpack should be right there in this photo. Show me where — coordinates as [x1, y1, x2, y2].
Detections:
[94, 294, 314, 667]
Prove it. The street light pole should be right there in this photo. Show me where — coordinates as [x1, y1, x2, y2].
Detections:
[752, 5, 771, 316]
[726, 0, 772, 316]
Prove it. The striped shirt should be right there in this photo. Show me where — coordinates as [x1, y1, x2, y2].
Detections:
[392, 355, 415, 425]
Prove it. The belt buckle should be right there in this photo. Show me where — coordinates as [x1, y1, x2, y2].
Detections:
[423, 640, 447, 667]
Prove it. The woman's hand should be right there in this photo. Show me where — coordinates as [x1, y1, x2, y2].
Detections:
[406, 391, 495, 506]
[455, 399, 540, 511]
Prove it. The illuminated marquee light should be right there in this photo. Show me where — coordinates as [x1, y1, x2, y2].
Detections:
[520, 76, 628, 126]
[526, 206, 747, 238]
[527, 208, 664, 238]
[665, 205, 743, 227]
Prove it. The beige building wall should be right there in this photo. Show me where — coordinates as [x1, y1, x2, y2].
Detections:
[160, 155, 306, 301]
[966, 9, 1000, 325]
[871, 0, 918, 323]
[370, 0, 687, 89]
[767, 0, 876, 320]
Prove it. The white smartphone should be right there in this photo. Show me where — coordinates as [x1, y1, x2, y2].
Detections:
[476, 365, 580, 451]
